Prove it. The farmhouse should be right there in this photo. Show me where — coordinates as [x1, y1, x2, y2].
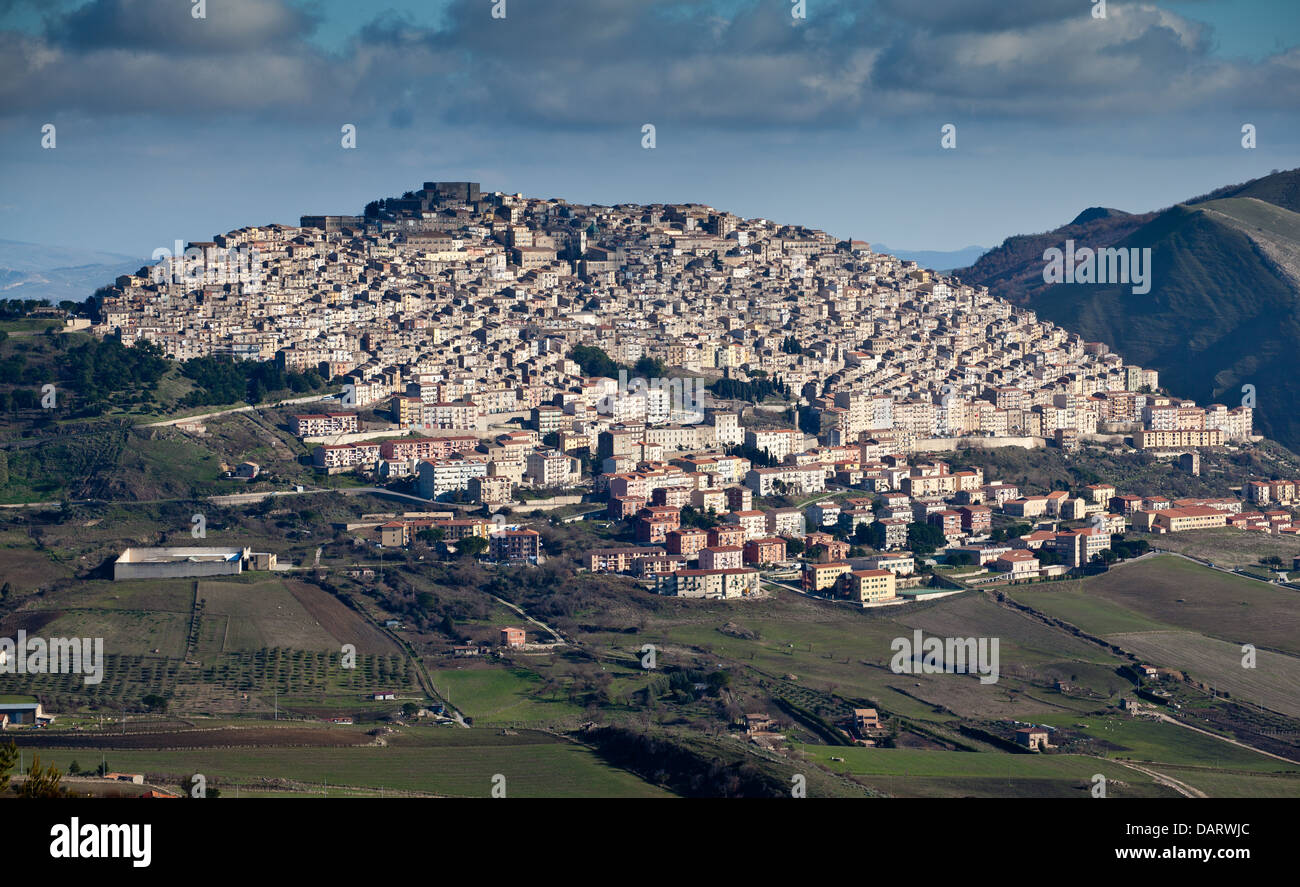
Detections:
[1014, 727, 1050, 751]
[853, 708, 881, 734]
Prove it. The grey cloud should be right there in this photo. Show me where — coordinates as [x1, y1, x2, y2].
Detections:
[873, 0, 1090, 34]
[2, 0, 1298, 127]
[50, 0, 319, 53]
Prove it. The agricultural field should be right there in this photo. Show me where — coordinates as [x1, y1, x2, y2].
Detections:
[0, 573, 417, 715]
[1031, 713, 1297, 774]
[5, 487, 1297, 798]
[1139, 765, 1300, 798]
[1106, 631, 1300, 718]
[432, 665, 589, 725]
[13, 726, 675, 798]
[1030, 556, 1300, 656]
[1151, 527, 1300, 570]
[793, 744, 1181, 798]
[1007, 556, 1300, 719]
[574, 588, 1130, 726]
[1008, 586, 1171, 635]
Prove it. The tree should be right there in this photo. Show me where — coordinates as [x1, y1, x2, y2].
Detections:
[142, 693, 168, 712]
[402, 702, 420, 718]
[0, 741, 16, 793]
[852, 522, 872, 546]
[416, 527, 446, 544]
[679, 505, 720, 530]
[906, 522, 947, 556]
[19, 756, 68, 798]
[456, 536, 488, 558]
[864, 521, 888, 550]
[632, 356, 667, 379]
[569, 345, 619, 379]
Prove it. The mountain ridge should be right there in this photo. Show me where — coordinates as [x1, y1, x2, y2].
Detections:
[957, 168, 1300, 450]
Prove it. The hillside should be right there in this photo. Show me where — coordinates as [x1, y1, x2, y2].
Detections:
[957, 168, 1300, 450]
[952, 207, 1155, 301]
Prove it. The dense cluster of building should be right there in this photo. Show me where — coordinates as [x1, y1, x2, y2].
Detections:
[90, 181, 1271, 592]
[97, 180, 1250, 453]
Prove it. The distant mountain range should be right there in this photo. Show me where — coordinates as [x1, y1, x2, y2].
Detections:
[956, 168, 1300, 451]
[874, 243, 990, 272]
[0, 239, 145, 304]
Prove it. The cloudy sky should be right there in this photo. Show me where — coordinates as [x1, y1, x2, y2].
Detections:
[1, 0, 1297, 258]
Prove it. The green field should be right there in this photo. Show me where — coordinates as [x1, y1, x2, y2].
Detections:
[581, 590, 1129, 724]
[793, 744, 1179, 798]
[1145, 764, 1300, 798]
[0, 574, 416, 712]
[1105, 631, 1300, 718]
[1041, 556, 1300, 655]
[1033, 713, 1297, 772]
[21, 728, 674, 798]
[433, 666, 589, 725]
[1009, 587, 1171, 635]
[1152, 527, 1300, 570]
[1008, 556, 1300, 717]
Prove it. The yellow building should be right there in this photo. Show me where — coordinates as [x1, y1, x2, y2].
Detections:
[1134, 429, 1223, 449]
[391, 395, 423, 426]
[1151, 506, 1228, 533]
[803, 561, 852, 593]
[840, 569, 897, 604]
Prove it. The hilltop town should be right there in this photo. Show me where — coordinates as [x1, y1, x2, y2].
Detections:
[77, 181, 1270, 599]
[3, 181, 1299, 801]
[98, 180, 1250, 453]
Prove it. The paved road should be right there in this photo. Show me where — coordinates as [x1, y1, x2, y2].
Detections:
[488, 592, 566, 645]
[1, 484, 441, 510]
[208, 486, 437, 507]
[142, 392, 338, 427]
